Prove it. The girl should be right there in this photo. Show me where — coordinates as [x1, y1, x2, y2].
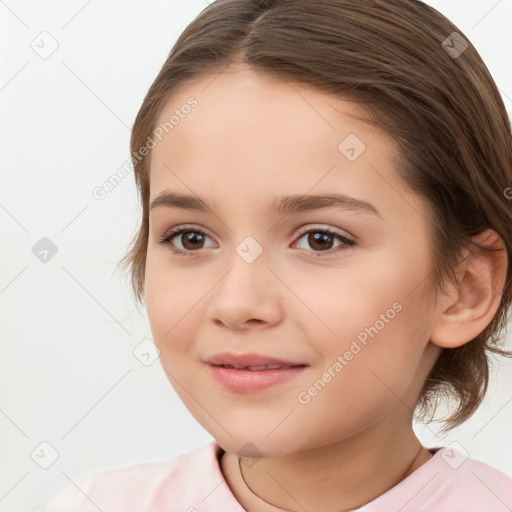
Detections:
[40, 0, 512, 510]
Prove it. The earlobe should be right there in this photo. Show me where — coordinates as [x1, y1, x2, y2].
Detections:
[429, 229, 508, 349]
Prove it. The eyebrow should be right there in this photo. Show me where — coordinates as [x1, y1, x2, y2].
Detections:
[149, 191, 382, 218]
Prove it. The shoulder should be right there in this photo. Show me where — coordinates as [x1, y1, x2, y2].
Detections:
[38, 441, 225, 512]
[433, 447, 512, 509]
[376, 446, 512, 512]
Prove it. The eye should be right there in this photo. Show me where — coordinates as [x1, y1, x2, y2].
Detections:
[156, 224, 355, 258]
[157, 225, 216, 257]
[292, 226, 354, 257]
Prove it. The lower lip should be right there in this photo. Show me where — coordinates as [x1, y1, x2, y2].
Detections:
[207, 364, 307, 392]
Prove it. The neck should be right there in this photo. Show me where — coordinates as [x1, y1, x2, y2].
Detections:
[221, 412, 432, 512]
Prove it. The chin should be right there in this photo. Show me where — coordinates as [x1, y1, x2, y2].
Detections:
[213, 431, 299, 459]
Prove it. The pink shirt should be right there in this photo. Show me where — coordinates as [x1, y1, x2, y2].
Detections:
[38, 441, 512, 511]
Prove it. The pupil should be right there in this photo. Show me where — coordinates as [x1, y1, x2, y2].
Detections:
[310, 232, 333, 250]
[183, 232, 203, 249]
[179, 231, 335, 251]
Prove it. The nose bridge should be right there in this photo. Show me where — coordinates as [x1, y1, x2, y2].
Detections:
[235, 234, 266, 266]
[206, 232, 284, 328]
[219, 233, 271, 296]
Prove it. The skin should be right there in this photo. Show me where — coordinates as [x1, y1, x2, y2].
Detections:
[144, 65, 507, 511]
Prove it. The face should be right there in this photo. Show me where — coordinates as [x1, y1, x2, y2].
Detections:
[145, 66, 442, 458]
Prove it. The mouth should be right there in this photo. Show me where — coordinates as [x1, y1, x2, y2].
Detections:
[204, 351, 309, 392]
[206, 363, 308, 392]
[213, 363, 306, 371]
[205, 351, 308, 368]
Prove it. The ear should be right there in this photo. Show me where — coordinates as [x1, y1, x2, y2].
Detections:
[430, 229, 508, 349]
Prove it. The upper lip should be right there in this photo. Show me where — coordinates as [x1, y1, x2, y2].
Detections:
[205, 352, 308, 368]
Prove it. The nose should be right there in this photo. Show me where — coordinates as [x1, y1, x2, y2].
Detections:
[206, 249, 285, 331]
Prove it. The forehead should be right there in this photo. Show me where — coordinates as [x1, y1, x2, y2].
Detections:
[148, 68, 424, 224]
[153, 67, 378, 159]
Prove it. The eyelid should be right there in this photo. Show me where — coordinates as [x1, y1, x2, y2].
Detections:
[157, 223, 355, 257]
[158, 223, 353, 242]
[157, 223, 215, 246]
[293, 224, 354, 242]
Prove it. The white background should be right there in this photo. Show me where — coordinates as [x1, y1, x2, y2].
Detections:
[1, 1, 511, 511]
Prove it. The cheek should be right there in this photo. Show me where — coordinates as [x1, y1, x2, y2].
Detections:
[144, 251, 200, 356]
[294, 308, 427, 446]
[303, 251, 432, 386]
[295, 251, 413, 342]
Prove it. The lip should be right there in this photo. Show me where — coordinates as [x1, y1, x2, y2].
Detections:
[207, 364, 308, 392]
[204, 351, 309, 393]
[205, 351, 308, 368]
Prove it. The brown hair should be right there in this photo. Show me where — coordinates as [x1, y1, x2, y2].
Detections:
[119, 0, 512, 430]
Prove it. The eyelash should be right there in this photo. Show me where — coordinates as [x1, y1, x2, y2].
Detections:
[157, 226, 354, 258]
[156, 224, 355, 258]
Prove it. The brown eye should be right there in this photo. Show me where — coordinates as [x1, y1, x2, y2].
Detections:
[306, 231, 335, 251]
[157, 227, 216, 256]
[293, 227, 354, 256]
[176, 231, 206, 250]
[157, 225, 355, 258]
